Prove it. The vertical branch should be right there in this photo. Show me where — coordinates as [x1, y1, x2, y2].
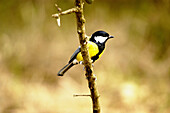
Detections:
[75, 0, 100, 113]
[52, 0, 100, 112]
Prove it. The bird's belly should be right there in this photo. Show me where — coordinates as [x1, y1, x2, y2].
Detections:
[76, 48, 99, 62]
[76, 41, 100, 62]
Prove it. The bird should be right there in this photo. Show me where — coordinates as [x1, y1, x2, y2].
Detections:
[57, 30, 114, 76]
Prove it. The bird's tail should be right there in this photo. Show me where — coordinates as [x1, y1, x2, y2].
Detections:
[57, 62, 74, 76]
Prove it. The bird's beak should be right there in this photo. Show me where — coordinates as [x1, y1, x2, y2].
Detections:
[109, 35, 114, 39]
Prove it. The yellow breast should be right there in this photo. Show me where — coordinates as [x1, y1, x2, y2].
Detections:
[76, 41, 99, 62]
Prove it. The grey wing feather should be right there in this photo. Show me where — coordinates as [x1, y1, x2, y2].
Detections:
[69, 47, 81, 63]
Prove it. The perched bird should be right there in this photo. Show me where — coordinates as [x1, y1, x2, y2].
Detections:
[57, 30, 114, 76]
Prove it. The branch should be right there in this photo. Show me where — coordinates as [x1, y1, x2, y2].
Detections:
[52, 0, 100, 113]
[75, 1, 100, 112]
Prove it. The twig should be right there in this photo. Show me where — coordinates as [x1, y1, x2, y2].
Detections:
[73, 94, 91, 97]
[55, 4, 62, 12]
[52, 5, 78, 26]
[52, 7, 78, 18]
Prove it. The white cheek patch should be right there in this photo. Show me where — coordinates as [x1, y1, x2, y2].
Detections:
[94, 36, 108, 43]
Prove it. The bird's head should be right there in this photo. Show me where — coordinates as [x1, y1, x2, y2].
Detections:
[90, 31, 114, 44]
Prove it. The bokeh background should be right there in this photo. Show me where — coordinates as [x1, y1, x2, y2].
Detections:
[0, 0, 170, 113]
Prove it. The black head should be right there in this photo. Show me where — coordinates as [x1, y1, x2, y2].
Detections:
[90, 31, 114, 44]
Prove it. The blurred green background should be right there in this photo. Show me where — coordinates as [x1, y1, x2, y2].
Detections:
[0, 0, 170, 113]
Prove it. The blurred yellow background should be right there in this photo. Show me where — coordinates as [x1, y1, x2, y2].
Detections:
[0, 0, 170, 113]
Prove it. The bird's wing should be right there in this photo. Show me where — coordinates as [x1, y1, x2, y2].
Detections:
[69, 47, 81, 63]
